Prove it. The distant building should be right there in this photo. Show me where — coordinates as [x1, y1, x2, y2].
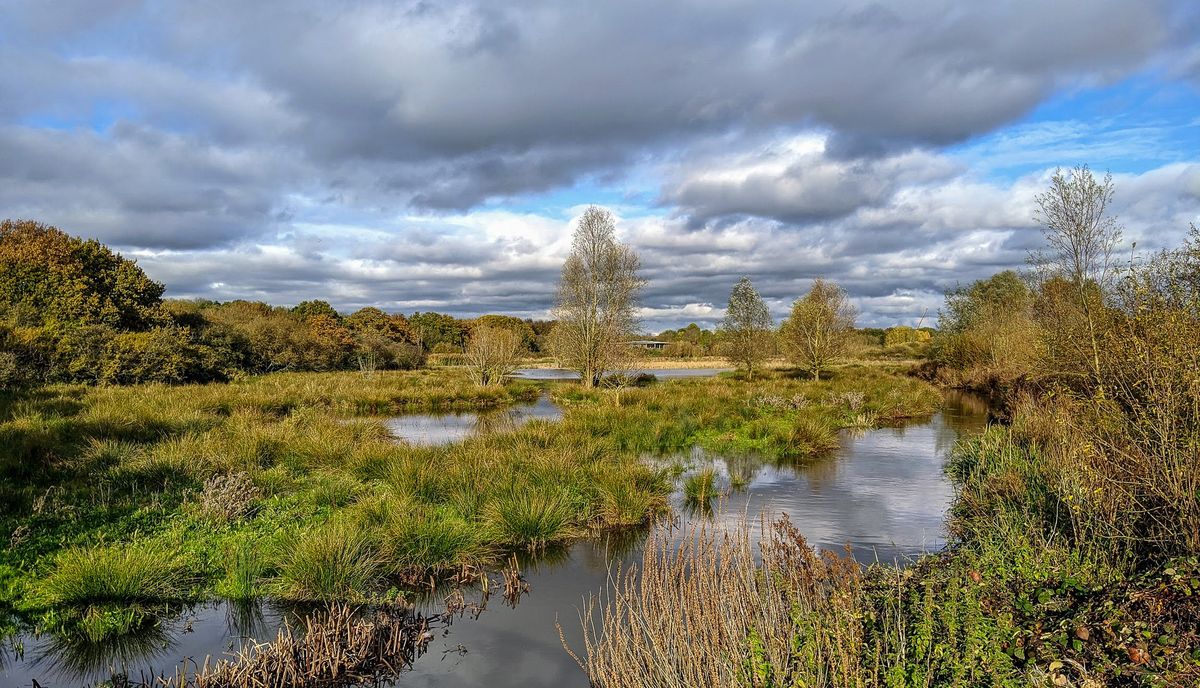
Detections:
[629, 340, 667, 350]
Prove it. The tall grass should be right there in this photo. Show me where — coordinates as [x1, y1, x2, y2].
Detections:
[485, 486, 579, 548]
[40, 541, 188, 605]
[570, 516, 1015, 688]
[274, 523, 384, 601]
[682, 468, 716, 506]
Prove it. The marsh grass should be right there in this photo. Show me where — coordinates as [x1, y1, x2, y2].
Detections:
[485, 486, 579, 549]
[682, 467, 717, 505]
[40, 541, 188, 606]
[2, 364, 942, 637]
[274, 523, 385, 601]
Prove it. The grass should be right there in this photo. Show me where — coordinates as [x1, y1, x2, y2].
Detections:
[0, 363, 943, 644]
[274, 523, 385, 601]
[39, 541, 188, 606]
[683, 468, 717, 505]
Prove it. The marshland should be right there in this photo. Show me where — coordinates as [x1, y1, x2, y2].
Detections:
[5, 167, 1200, 688]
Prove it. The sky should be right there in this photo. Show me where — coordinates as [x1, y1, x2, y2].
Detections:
[2, 1, 1199, 331]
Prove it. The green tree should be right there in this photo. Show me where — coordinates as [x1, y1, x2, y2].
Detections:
[0, 219, 166, 331]
[719, 277, 773, 379]
[292, 300, 341, 321]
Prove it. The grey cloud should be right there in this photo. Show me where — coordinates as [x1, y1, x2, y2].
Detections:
[3, 0, 1186, 211]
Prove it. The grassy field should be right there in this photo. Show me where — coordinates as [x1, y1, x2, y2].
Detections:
[0, 363, 939, 643]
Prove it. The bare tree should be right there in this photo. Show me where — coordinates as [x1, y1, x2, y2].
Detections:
[464, 325, 522, 386]
[781, 279, 856, 380]
[551, 207, 645, 388]
[1032, 165, 1123, 388]
[719, 276, 774, 379]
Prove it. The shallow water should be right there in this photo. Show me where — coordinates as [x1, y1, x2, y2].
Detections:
[511, 366, 731, 380]
[383, 393, 563, 445]
[1, 392, 987, 687]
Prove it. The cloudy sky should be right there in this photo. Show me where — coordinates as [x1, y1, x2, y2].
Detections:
[3, 1, 1199, 329]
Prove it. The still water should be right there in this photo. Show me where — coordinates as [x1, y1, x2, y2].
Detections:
[511, 367, 732, 380]
[1, 392, 987, 687]
[384, 393, 563, 445]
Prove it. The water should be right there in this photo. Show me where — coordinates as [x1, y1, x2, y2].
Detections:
[383, 393, 563, 445]
[511, 367, 731, 380]
[0, 392, 987, 687]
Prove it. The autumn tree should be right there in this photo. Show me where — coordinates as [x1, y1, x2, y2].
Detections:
[0, 219, 166, 330]
[464, 325, 523, 386]
[780, 279, 856, 380]
[551, 207, 645, 388]
[718, 276, 773, 379]
[1031, 165, 1123, 389]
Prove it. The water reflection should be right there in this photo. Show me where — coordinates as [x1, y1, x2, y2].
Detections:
[385, 394, 562, 446]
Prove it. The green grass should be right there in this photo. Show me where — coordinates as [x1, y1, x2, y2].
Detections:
[39, 541, 188, 606]
[274, 523, 385, 601]
[485, 486, 579, 548]
[683, 468, 717, 505]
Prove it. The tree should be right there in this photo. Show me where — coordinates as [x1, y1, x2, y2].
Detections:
[934, 271, 1040, 376]
[551, 207, 645, 388]
[718, 276, 773, 379]
[473, 314, 536, 352]
[0, 219, 166, 331]
[1031, 165, 1123, 389]
[780, 279, 856, 380]
[292, 300, 341, 321]
[464, 325, 523, 386]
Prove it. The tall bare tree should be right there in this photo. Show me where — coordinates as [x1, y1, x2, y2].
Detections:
[464, 325, 522, 386]
[1032, 165, 1123, 388]
[551, 207, 645, 388]
[719, 276, 774, 379]
[781, 279, 856, 380]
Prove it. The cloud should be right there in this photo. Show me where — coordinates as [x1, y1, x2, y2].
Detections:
[1, 1, 1198, 327]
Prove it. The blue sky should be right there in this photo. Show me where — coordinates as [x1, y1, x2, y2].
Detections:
[1, 1, 1198, 329]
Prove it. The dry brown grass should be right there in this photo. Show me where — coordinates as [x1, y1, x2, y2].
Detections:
[144, 603, 431, 688]
[565, 515, 867, 688]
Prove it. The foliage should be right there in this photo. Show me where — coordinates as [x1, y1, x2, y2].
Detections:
[933, 270, 1041, 382]
[780, 278, 857, 380]
[719, 276, 774, 379]
[0, 219, 166, 332]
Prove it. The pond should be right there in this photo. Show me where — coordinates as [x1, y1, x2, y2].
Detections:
[510, 366, 732, 380]
[383, 392, 563, 445]
[0, 392, 988, 687]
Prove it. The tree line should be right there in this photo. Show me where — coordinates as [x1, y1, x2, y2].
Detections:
[0, 220, 552, 387]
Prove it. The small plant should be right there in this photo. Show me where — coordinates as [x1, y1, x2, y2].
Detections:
[196, 471, 261, 522]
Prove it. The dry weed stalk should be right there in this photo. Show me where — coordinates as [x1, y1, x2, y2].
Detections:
[566, 515, 866, 688]
[142, 603, 431, 688]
